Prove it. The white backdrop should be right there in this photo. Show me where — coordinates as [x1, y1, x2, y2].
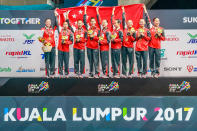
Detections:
[0, 29, 196, 77]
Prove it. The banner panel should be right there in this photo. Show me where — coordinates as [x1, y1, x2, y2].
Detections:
[0, 96, 195, 131]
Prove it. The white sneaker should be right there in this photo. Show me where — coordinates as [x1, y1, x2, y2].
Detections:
[114, 75, 120, 78]
[154, 74, 159, 78]
[128, 74, 133, 78]
[79, 74, 83, 78]
[142, 74, 147, 78]
[50, 75, 55, 78]
[121, 75, 127, 78]
[64, 75, 69, 78]
[94, 74, 99, 78]
[102, 75, 108, 78]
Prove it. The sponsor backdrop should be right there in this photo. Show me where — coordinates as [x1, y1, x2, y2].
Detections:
[0, 10, 197, 77]
[0, 96, 195, 131]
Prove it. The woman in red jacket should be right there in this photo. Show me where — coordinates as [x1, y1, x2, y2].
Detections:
[135, 18, 151, 78]
[40, 17, 57, 78]
[55, 10, 74, 78]
[143, 5, 165, 78]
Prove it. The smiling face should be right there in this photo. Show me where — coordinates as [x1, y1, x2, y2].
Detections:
[153, 18, 160, 27]
[102, 19, 108, 28]
[45, 19, 51, 28]
[127, 20, 133, 28]
[139, 19, 145, 28]
[63, 21, 68, 29]
[114, 19, 120, 29]
[77, 20, 83, 29]
[90, 18, 96, 26]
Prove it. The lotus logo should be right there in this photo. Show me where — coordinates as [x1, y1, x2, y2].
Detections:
[23, 33, 35, 44]
[187, 33, 197, 44]
[187, 65, 194, 72]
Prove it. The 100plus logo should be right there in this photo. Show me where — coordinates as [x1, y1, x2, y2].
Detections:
[2, 107, 194, 122]
[187, 33, 197, 44]
[23, 33, 35, 44]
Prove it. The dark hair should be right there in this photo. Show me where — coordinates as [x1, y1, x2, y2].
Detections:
[45, 18, 51, 22]
[90, 17, 96, 20]
[115, 19, 121, 24]
[63, 21, 68, 24]
[153, 17, 159, 22]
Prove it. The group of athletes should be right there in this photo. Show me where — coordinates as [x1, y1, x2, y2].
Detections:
[40, 5, 165, 78]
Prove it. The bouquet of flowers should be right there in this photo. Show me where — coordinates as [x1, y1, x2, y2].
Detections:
[38, 37, 45, 43]
[155, 28, 163, 38]
[139, 28, 144, 34]
[157, 28, 163, 34]
[99, 36, 104, 41]
[129, 27, 135, 33]
[38, 37, 52, 52]
[61, 35, 68, 44]
[76, 35, 81, 39]
[62, 35, 68, 40]
[42, 42, 52, 52]
[88, 30, 93, 35]
[111, 34, 117, 39]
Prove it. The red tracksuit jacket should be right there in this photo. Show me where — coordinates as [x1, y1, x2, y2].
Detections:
[149, 27, 165, 49]
[41, 26, 57, 47]
[100, 28, 110, 51]
[74, 28, 87, 50]
[123, 27, 136, 48]
[135, 27, 151, 51]
[58, 29, 73, 52]
[111, 28, 123, 49]
[86, 26, 100, 49]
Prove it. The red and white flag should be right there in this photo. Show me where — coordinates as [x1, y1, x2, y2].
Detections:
[56, 4, 143, 31]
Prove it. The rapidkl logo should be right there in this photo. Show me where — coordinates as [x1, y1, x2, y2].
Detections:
[5, 50, 31, 58]
[187, 33, 197, 44]
[177, 50, 197, 58]
[23, 33, 35, 44]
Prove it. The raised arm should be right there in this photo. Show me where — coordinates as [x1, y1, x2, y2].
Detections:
[143, 5, 152, 29]
[122, 6, 126, 30]
[54, 9, 60, 33]
[65, 11, 74, 33]
[83, 6, 88, 30]
[96, 7, 102, 30]
[111, 7, 115, 30]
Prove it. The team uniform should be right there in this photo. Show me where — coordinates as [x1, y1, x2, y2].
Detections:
[96, 14, 111, 77]
[57, 28, 73, 75]
[135, 27, 151, 76]
[145, 13, 165, 75]
[121, 12, 136, 76]
[84, 14, 100, 77]
[41, 26, 57, 77]
[66, 19, 87, 76]
[111, 15, 123, 77]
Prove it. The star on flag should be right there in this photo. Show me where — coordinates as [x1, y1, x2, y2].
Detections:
[79, 10, 83, 14]
[72, 14, 77, 18]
